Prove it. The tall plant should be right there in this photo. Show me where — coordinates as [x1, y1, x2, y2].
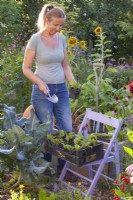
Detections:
[91, 26, 115, 112]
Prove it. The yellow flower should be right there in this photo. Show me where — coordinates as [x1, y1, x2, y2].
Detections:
[80, 41, 86, 49]
[84, 189, 88, 193]
[19, 191, 24, 200]
[94, 26, 103, 35]
[19, 184, 24, 189]
[60, 30, 64, 34]
[67, 50, 72, 56]
[0, 112, 4, 116]
[77, 181, 82, 186]
[68, 37, 78, 47]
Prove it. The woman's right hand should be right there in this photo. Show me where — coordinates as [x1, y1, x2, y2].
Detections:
[38, 81, 49, 94]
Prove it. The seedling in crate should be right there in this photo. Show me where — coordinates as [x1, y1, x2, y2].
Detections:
[74, 134, 98, 150]
[74, 144, 81, 151]
[65, 131, 75, 143]
[59, 130, 65, 138]
[47, 134, 63, 145]
[74, 133, 84, 146]
[63, 144, 74, 151]
[87, 134, 97, 146]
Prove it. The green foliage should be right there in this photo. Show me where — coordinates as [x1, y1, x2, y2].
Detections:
[10, 184, 32, 200]
[111, 129, 133, 198]
[0, 0, 21, 55]
[1, 0, 133, 59]
[69, 80, 81, 89]
[60, 0, 133, 58]
[105, 69, 132, 89]
[115, 10, 133, 57]
[57, 188, 91, 200]
[37, 188, 92, 200]
[76, 76, 133, 118]
[39, 189, 58, 200]
[9, 186, 92, 200]
[91, 31, 112, 63]
[0, 104, 54, 189]
[124, 129, 133, 158]
[0, 50, 32, 113]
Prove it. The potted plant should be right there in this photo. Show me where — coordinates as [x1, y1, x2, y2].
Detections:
[69, 80, 81, 99]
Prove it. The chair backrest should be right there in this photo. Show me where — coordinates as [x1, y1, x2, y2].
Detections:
[78, 108, 123, 136]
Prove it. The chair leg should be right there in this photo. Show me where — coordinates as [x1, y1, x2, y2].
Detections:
[58, 161, 70, 182]
[88, 165, 93, 180]
[86, 160, 106, 196]
[114, 142, 120, 176]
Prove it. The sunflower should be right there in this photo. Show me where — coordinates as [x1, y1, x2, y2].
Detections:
[68, 37, 78, 47]
[67, 50, 72, 56]
[94, 26, 103, 35]
[80, 41, 87, 49]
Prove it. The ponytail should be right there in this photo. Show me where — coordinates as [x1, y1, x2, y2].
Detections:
[37, 4, 66, 31]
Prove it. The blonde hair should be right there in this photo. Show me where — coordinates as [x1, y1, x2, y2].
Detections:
[37, 4, 66, 31]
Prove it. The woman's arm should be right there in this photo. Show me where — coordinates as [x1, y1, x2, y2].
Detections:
[22, 48, 49, 94]
[62, 49, 75, 83]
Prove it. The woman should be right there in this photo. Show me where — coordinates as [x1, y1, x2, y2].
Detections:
[23, 4, 75, 165]
[22, 4, 75, 134]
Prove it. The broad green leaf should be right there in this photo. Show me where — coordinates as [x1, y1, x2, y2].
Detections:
[104, 49, 112, 53]
[123, 146, 133, 158]
[17, 151, 26, 161]
[39, 189, 47, 199]
[104, 54, 112, 58]
[94, 44, 102, 47]
[114, 189, 126, 197]
[28, 159, 50, 174]
[101, 35, 106, 40]
[106, 68, 118, 73]
[103, 41, 112, 44]
[90, 53, 99, 57]
[127, 129, 133, 143]
[0, 146, 16, 155]
[126, 193, 132, 197]
[87, 74, 95, 81]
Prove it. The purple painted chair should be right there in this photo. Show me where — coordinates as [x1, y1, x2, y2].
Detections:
[58, 108, 123, 197]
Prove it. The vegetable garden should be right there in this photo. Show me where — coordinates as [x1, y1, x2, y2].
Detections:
[0, 0, 133, 199]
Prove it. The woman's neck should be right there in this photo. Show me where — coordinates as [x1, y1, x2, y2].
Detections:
[41, 30, 57, 38]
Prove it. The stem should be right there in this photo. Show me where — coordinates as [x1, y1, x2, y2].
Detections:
[96, 83, 100, 112]
[93, 63, 105, 112]
[101, 33, 104, 63]
[3, 170, 22, 191]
